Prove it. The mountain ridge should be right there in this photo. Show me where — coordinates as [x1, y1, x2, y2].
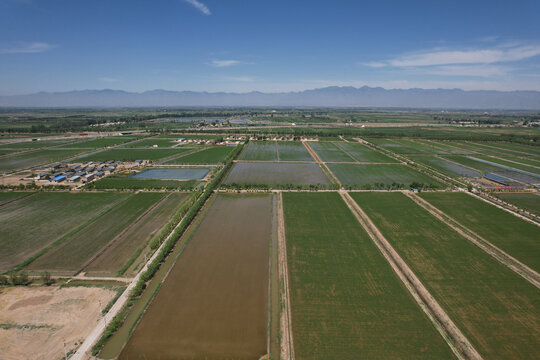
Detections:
[1, 86, 540, 109]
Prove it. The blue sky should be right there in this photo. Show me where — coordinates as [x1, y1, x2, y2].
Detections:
[1, 0, 540, 95]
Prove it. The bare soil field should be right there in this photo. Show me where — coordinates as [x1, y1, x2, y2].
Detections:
[120, 194, 272, 359]
[0, 285, 116, 360]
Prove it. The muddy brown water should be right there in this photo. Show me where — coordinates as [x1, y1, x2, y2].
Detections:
[120, 193, 271, 360]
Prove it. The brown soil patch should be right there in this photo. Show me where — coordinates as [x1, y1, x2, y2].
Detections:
[0, 285, 115, 360]
[8, 295, 53, 311]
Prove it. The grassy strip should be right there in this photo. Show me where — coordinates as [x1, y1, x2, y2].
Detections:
[6, 195, 132, 274]
[91, 143, 244, 356]
[116, 248, 143, 277]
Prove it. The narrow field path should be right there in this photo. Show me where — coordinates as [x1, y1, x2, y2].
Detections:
[340, 191, 482, 360]
[404, 191, 540, 289]
[275, 141, 280, 161]
[277, 191, 294, 360]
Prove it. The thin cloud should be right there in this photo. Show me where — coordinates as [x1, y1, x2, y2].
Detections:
[1, 42, 56, 54]
[424, 65, 510, 77]
[184, 0, 211, 15]
[367, 44, 540, 68]
[210, 60, 242, 67]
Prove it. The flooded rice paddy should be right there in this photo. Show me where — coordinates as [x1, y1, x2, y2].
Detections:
[120, 194, 272, 359]
[132, 168, 209, 180]
[225, 162, 331, 185]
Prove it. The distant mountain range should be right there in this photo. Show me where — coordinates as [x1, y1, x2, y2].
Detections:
[1, 86, 540, 109]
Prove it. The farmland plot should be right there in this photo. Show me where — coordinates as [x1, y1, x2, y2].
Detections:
[0, 191, 31, 206]
[409, 155, 482, 178]
[420, 192, 540, 272]
[474, 155, 540, 176]
[366, 138, 433, 154]
[85, 174, 201, 190]
[277, 141, 314, 161]
[240, 141, 278, 161]
[120, 194, 271, 359]
[29, 192, 164, 273]
[351, 192, 540, 359]
[119, 138, 177, 148]
[57, 137, 136, 149]
[0, 149, 87, 172]
[0, 192, 127, 271]
[328, 163, 443, 188]
[165, 146, 235, 164]
[86, 193, 189, 275]
[334, 142, 398, 162]
[225, 162, 331, 186]
[80, 148, 188, 162]
[283, 193, 453, 359]
[0, 139, 75, 149]
[494, 192, 540, 216]
[308, 141, 354, 162]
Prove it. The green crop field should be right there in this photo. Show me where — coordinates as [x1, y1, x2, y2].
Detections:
[334, 142, 398, 162]
[239, 141, 278, 161]
[86, 193, 188, 275]
[0, 150, 17, 156]
[120, 138, 178, 148]
[366, 138, 434, 154]
[409, 155, 482, 178]
[0, 149, 87, 172]
[0, 192, 127, 271]
[425, 140, 472, 154]
[0, 139, 75, 149]
[328, 163, 444, 188]
[485, 142, 540, 157]
[420, 192, 540, 272]
[351, 192, 540, 359]
[474, 155, 540, 175]
[276, 142, 314, 161]
[309, 141, 354, 162]
[29, 192, 165, 273]
[79, 148, 188, 162]
[283, 192, 453, 359]
[85, 173, 201, 190]
[0, 192, 31, 206]
[58, 137, 137, 149]
[165, 146, 235, 164]
[441, 155, 497, 173]
[494, 192, 540, 216]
